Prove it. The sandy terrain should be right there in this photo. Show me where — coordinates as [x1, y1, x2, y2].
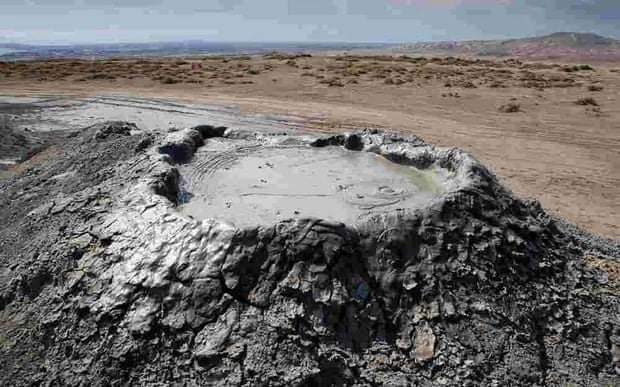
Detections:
[0, 54, 618, 239]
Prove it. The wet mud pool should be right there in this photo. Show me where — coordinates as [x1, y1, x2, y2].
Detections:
[178, 138, 448, 227]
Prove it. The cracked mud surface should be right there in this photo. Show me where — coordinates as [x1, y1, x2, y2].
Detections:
[0, 122, 618, 386]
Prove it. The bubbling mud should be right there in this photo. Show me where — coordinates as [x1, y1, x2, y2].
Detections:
[177, 137, 450, 227]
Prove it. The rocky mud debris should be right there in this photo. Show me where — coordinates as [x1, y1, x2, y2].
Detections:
[0, 122, 618, 386]
[0, 118, 70, 173]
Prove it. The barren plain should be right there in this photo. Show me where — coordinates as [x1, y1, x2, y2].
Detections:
[0, 53, 618, 239]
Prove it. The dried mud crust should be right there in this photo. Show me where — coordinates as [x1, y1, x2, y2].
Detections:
[0, 123, 618, 386]
[0, 121, 73, 175]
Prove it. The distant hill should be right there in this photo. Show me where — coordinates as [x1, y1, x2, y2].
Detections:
[398, 32, 620, 62]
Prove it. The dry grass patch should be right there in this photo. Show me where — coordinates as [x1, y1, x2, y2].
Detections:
[575, 97, 598, 106]
[441, 92, 460, 98]
[161, 77, 180, 85]
[319, 77, 344, 87]
[563, 64, 594, 72]
[499, 103, 521, 113]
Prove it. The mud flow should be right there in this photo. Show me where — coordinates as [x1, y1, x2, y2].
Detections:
[178, 138, 447, 227]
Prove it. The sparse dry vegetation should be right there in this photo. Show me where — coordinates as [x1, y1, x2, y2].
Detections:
[0, 52, 605, 94]
[0, 51, 618, 241]
[563, 64, 594, 72]
[499, 103, 521, 113]
[575, 97, 599, 106]
[441, 92, 461, 98]
[0, 52, 604, 95]
[162, 77, 179, 85]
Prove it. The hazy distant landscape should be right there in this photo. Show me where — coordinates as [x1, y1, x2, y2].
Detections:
[0, 48, 22, 56]
[0, 41, 394, 60]
[2, 32, 620, 62]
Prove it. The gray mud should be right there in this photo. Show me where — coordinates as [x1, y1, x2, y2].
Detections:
[0, 94, 308, 177]
[0, 95, 310, 133]
[179, 138, 448, 227]
[0, 122, 618, 386]
[0, 113, 73, 172]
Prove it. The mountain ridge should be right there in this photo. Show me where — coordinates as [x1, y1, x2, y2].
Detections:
[399, 32, 620, 61]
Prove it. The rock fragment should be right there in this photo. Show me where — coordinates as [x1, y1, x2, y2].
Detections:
[414, 323, 436, 363]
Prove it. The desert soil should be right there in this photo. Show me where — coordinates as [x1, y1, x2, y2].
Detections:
[0, 54, 618, 239]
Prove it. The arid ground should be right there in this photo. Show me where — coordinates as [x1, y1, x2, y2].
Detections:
[1, 54, 618, 239]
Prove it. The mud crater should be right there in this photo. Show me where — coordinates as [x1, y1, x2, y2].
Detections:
[3, 121, 618, 386]
[173, 130, 456, 227]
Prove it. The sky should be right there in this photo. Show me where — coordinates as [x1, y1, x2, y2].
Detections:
[0, 0, 618, 44]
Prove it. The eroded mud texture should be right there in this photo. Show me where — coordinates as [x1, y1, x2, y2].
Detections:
[0, 110, 74, 172]
[0, 123, 618, 386]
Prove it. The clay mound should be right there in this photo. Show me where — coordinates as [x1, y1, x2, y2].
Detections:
[0, 123, 618, 386]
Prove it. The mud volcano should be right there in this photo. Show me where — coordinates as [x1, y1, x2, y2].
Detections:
[0, 122, 618, 386]
[177, 133, 452, 227]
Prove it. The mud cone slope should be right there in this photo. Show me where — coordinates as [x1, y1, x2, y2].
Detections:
[0, 123, 618, 386]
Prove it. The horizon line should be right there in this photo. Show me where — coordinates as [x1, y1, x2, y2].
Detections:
[0, 31, 615, 48]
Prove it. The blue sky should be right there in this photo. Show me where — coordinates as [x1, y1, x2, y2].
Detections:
[0, 0, 618, 44]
